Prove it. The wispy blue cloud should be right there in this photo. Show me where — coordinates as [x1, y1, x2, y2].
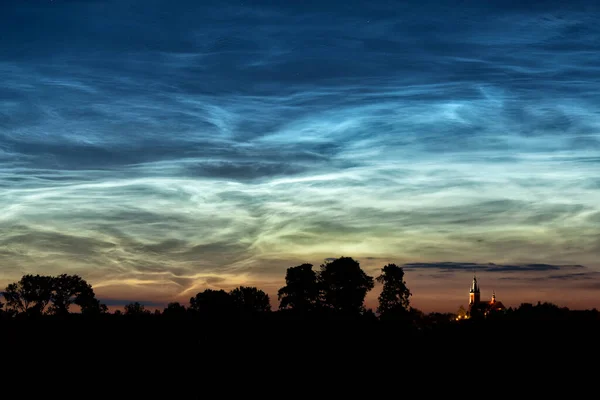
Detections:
[1, 0, 600, 310]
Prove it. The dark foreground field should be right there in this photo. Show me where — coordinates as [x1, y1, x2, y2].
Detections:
[3, 313, 599, 359]
[1, 314, 597, 396]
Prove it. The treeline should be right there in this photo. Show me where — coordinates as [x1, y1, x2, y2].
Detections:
[0, 257, 412, 321]
[1, 256, 598, 327]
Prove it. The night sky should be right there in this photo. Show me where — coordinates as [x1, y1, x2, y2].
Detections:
[2, 0, 600, 312]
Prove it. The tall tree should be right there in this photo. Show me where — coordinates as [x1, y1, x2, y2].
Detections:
[230, 286, 271, 313]
[189, 289, 235, 316]
[318, 257, 374, 315]
[277, 263, 319, 312]
[2, 274, 53, 315]
[376, 264, 412, 317]
[50, 274, 106, 315]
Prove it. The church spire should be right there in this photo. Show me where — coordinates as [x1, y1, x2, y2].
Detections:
[470, 273, 479, 294]
[469, 273, 480, 306]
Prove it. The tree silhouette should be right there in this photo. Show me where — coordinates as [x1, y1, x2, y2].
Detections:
[76, 293, 108, 316]
[230, 286, 271, 313]
[189, 289, 235, 316]
[513, 301, 568, 320]
[277, 263, 319, 312]
[50, 274, 106, 316]
[163, 302, 187, 318]
[376, 264, 411, 317]
[3, 274, 107, 316]
[124, 302, 150, 316]
[318, 257, 374, 315]
[3, 274, 53, 316]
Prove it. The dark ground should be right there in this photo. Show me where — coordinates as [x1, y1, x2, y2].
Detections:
[1, 315, 597, 396]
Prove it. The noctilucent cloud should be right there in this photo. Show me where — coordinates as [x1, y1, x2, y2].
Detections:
[1, 0, 600, 312]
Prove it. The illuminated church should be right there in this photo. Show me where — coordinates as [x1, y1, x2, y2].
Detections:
[466, 274, 505, 317]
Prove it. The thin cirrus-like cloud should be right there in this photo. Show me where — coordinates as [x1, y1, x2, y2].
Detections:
[1, 0, 600, 309]
[402, 261, 586, 274]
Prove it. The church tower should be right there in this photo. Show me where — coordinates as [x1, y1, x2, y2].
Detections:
[469, 274, 480, 305]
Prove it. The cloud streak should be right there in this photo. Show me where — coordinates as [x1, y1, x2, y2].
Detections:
[403, 261, 586, 273]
